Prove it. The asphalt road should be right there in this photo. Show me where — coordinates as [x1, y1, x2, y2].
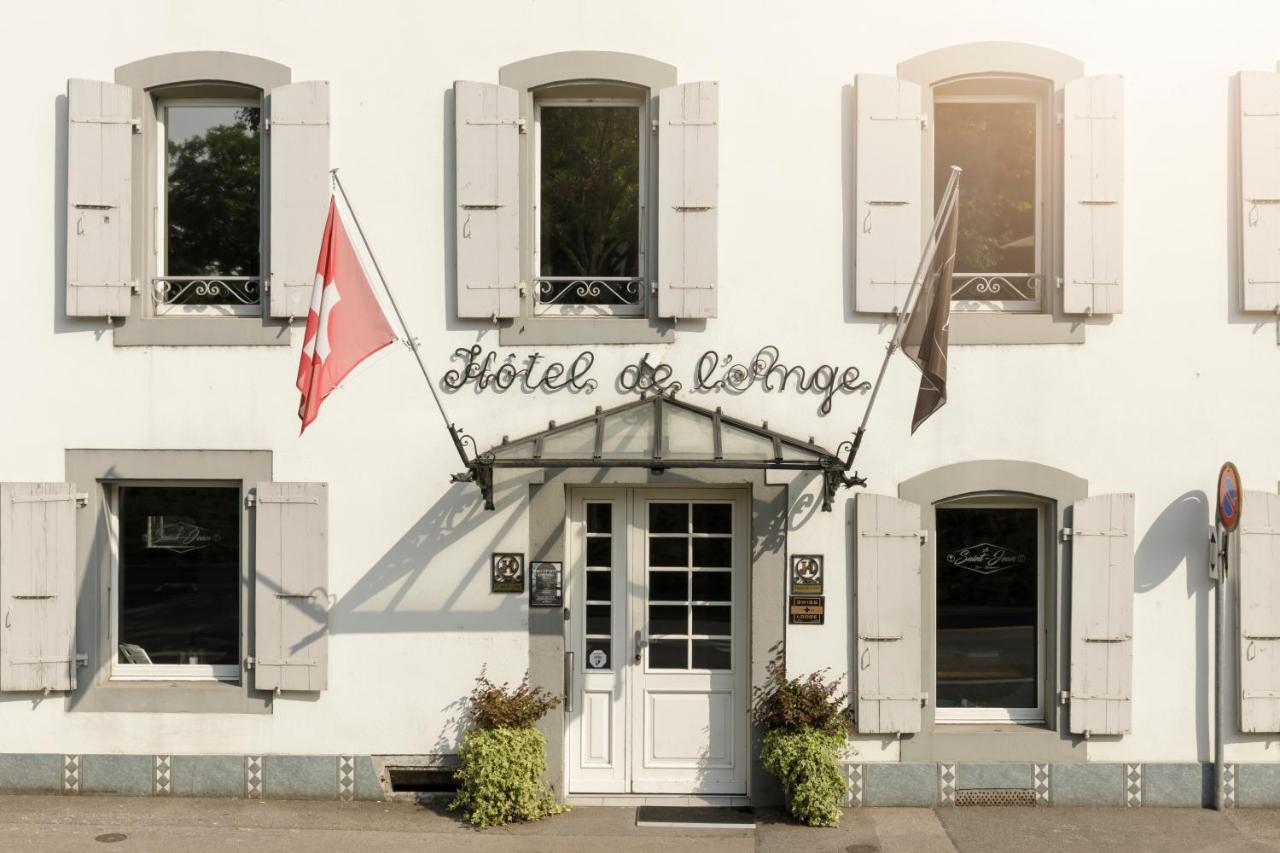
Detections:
[2, 794, 1280, 852]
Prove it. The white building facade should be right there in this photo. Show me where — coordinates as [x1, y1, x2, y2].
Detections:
[3, 0, 1280, 807]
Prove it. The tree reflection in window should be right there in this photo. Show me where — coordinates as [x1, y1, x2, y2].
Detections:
[165, 104, 261, 292]
[538, 104, 640, 305]
[934, 100, 1037, 304]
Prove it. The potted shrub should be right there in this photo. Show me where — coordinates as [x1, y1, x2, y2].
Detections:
[751, 657, 853, 827]
[450, 675, 568, 827]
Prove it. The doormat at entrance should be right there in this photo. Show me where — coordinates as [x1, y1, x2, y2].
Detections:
[635, 806, 756, 829]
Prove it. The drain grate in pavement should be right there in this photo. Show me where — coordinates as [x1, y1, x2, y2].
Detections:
[635, 806, 756, 829]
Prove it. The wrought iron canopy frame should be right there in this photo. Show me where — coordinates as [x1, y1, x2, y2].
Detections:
[449, 392, 866, 511]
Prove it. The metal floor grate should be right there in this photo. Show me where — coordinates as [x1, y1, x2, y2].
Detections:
[955, 788, 1037, 807]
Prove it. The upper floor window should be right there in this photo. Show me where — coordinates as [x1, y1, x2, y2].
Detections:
[535, 85, 646, 316]
[155, 93, 263, 316]
[933, 77, 1046, 312]
[456, 52, 718, 346]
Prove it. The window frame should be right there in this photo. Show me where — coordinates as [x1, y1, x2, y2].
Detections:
[933, 494, 1046, 725]
[105, 480, 243, 683]
[532, 92, 649, 319]
[933, 89, 1045, 314]
[153, 94, 265, 319]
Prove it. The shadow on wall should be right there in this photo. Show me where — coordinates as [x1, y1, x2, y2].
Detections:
[1134, 490, 1211, 759]
[327, 479, 527, 635]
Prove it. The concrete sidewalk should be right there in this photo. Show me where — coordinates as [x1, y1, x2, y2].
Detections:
[0, 794, 1279, 852]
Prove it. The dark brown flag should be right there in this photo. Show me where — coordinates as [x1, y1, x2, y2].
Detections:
[898, 193, 959, 433]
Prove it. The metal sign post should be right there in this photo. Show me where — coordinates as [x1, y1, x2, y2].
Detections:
[1214, 462, 1242, 812]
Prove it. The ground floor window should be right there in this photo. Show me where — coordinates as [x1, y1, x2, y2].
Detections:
[934, 497, 1043, 723]
[111, 484, 241, 681]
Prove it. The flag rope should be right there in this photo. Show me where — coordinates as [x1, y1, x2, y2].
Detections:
[842, 165, 962, 468]
[329, 168, 473, 470]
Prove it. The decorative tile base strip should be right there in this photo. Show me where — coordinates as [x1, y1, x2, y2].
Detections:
[939, 763, 957, 806]
[842, 763, 863, 807]
[338, 755, 355, 802]
[1223, 763, 1236, 809]
[245, 755, 263, 799]
[62, 755, 79, 795]
[1033, 764, 1050, 805]
[1125, 764, 1143, 807]
[154, 755, 172, 796]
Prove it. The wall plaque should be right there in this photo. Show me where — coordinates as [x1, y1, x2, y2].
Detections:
[790, 554, 824, 595]
[789, 596, 825, 625]
[491, 553, 525, 593]
[530, 561, 564, 608]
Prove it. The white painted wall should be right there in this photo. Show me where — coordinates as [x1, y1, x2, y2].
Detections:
[2, 0, 1280, 764]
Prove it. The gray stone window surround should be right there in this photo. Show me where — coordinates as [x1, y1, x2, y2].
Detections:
[65, 449, 273, 714]
[522, 468, 785, 805]
[498, 51, 679, 347]
[112, 52, 293, 347]
[898, 42, 1089, 346]
[898, 459, 1087, 762]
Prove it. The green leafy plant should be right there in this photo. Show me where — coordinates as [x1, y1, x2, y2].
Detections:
[761, 728, 846, 827]
[752, 656, 852, 827]
[450, 675, 567, 827]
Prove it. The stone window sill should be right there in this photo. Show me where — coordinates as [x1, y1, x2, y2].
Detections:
[499, 316, 676, 346]
[948, 312, 1085, 345]
[113, 314, 293, 347]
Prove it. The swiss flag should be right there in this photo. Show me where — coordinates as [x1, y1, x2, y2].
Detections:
[296, 198, 397, 432]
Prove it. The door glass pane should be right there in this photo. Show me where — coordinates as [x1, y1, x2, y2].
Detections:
[585, 639, 611, 670]
[692, 606, 731, 635]
[649, 639, 687, 670]
[117, 486, 240, 666]
[649, 537, 688, 567]
[586, 537, 611, 567]
[935, 505, 1039, 710]
[692, 571, 731, 602]
[586, 503, 611, 534]
[586, 570, 611, 602]
[649, 571, 687, 601]
[649, 502, 688, 533]
[692, 639, 731, 670]
[586, 604, 611, 635]
[692, 503, 731, 534]
[692, 537, 731, 568]
[649, 605, 687, 636]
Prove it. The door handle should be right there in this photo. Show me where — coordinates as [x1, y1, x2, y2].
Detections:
[564, 651, 574, 714]
[634, 630, 648, 664]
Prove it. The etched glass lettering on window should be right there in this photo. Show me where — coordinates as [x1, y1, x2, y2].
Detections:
[113, 485, 241, 681]
[935, 502, 1042, 722]
[536, 92, 644, 316]
[155, 96, 262, 315]
[934, 87, 1041, 311]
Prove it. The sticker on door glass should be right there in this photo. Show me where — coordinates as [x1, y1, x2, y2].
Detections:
[588, 649, 608, 669]
[944, 544, 1026, 576]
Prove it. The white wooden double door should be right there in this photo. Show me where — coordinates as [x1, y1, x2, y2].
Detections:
[566, 488, 749, 795]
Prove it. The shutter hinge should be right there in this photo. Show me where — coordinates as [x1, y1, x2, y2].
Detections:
[1059, 690, 1070, 705]
[1057, 112, 1065, 127]
[245, 656, 256, 670]
[75, 653, 88, 667]
[517, 118, 527, 134]
[263, 117, 271, 133]
[130, 118, 141, 135]
[245, 492, 257, 509]
[75, 493, 87, 508]
[1056, 276, 1064, 290]
[1060, 527, 1072, 541]
[651, 119, 659, 133]
[920, 116, 928, 130]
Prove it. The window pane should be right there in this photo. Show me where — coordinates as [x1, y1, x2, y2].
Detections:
[164, 103, 261, 306]
[692, 503, 732, 534]
[649, 604, 688, 636]
[649, 537, 688, 567]
[692, 639, 731, 670]
[586, 503, 612, 534]
[692, 537, 731, 568]
[649, 639, 687, 670]
[586, 570, 611, 602]
[585, 639, 611, 670]
[117, 486, 240, 666]
[934, 101, 1038, 303]
[586, 604, 611, 636]
[649, 503, 688, 533]
[692, 571, 731, 602]
[586, 537, 611, 567]
[539, 105, 641, 283]
[935, 505, 1039, 709]
[649, 571, 688, 602]
[692, 605, 731, 636]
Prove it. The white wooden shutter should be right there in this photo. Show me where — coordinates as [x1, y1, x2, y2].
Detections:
[658, 81, 719, 319]
[1064, 75, 1125, 315]
[454, 81, 520, 319]
[269, 81, 330, 319]
[1239, 71, 1280, 312]
[66, 79, 134, 319]
[853, 492, 923, 734]
[1237, 490, 1280, 733]
[854, 74, 923, 314]
[0, 483, 82, 692]
[1068, 493, 1135, 736]
[254, 482, 328, 692]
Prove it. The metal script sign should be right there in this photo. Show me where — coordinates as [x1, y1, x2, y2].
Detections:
[944, 544, 1027, 576]
[442, 345, 870, 415]
[529, 561, 564, 608]
[789, 596, 825, 625]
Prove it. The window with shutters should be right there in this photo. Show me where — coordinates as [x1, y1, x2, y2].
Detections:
[152, 91, 264, 317]
[933, 78, 1047, 312]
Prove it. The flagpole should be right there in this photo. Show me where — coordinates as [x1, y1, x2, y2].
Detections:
[329, 168, 473, 471]
[842, 166, 961, 468]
